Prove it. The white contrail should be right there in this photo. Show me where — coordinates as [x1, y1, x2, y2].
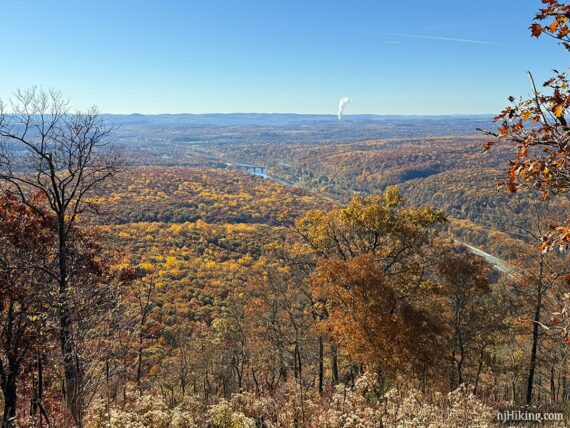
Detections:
[337, 97, 351, 120]
[384, 32, 496, 45]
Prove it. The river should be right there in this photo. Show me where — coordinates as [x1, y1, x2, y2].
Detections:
[225, 162, 293, 186]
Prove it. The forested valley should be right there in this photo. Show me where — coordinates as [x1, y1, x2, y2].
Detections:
[1, 2, 570, 427]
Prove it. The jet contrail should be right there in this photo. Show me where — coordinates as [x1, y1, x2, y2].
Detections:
[337, 97, 351, 120]
[384, 32, 497, 45]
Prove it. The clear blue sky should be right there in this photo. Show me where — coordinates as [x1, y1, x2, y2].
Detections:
[0, 0, 565, 115]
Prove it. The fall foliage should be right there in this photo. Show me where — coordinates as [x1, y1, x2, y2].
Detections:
[482, 0, 570, 250]
[0, 2, 569, 426]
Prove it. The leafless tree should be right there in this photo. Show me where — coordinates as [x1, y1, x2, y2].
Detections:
[0, 87, 122, 426]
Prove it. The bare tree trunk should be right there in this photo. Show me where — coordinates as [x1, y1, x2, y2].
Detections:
[2, 370, 18, 428]
[37, 353, 43, 427]
[526, 279, 543, 406]
[35, 353, 50, 428]
[57, 219, 82, 427]
[473, 342, 487, 395]
[136, 329, 144, 395]
[550, 366, 556, 404]
[563, 348, 569, 402]
[331, 345, 339, 385]
[456, 333, 465, 386]
[318, 337, 324, 394]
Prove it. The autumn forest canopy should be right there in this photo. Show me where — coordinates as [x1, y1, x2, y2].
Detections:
[0, 1, 569, 427]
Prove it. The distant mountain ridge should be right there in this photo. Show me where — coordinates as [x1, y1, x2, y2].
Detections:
[102, 113, 494, 127]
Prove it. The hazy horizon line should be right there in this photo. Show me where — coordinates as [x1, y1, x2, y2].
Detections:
[100, 112, 495, 117]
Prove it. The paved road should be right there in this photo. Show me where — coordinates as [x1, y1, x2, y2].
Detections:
[464, 244, 516, 276]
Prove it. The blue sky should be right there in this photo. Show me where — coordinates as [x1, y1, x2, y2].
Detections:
[0, 0, 565, 114]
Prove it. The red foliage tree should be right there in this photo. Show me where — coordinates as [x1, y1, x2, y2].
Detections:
[482, 0, 570, 250]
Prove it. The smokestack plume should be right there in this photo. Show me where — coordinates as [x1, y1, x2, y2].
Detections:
[337, 97, 351, 120]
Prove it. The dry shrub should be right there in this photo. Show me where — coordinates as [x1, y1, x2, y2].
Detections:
[86, 373, 492, 427]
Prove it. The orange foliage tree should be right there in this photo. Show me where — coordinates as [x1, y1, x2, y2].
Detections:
[295, 188, 448, 383]
[310, 255, 445, 378]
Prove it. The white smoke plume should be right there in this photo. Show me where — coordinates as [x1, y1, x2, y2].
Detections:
[337, 97, 351, 120]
